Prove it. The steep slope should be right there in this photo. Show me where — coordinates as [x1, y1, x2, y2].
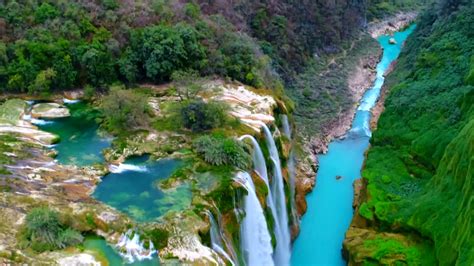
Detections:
[344, 1, 474, 264]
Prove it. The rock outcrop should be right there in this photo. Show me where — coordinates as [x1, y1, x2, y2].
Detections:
[211, 81, 276, 132]
[31, 103, 70, 119]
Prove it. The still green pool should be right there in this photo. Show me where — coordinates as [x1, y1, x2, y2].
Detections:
[93, 156, 190, 222]
[38, 102, 111, 166]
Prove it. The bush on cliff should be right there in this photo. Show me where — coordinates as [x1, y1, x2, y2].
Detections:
[20, 207, 83, 252]
[180, 100, 227, 132]
[193, 135, 251, 169]
[100, 89, 150, 133]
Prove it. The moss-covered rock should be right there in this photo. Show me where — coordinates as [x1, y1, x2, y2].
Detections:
[31, 103, 70, 119]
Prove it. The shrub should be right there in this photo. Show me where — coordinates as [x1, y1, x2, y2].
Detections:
[180, 100, 227, 132]
[120, 24, 206, 83]
[144, 228, 169, 249]
[193, 135, 251, 169]
[100, 89, 150, 133]
[171, 69, 204, 101]
[22, 207, 84, 252]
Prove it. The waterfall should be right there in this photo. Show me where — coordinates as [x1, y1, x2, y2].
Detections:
[108, 163, 148, 173]
[116, 230, 156, 263]
[234, 171, 274, 266]
[258, 122, 291, 265]
[22, 114, 54, 125]
[206, 211, 236, 266]
[239, 135, 285, 265]
[281, 115, 291, 139]
[214, 207, 239, 264]
[281, 115, 299, 224]
[63, 98, 80, 104]
[239, 135, 268, 182]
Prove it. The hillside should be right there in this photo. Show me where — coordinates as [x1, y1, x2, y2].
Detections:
[344, 1, 474, 264]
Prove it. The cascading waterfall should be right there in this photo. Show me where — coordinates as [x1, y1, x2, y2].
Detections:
[234, 171, 274, 266]
[116, 230, 156, 263]
[206, 210, 236, 266]
[214, 207, 239, 264]
[239, 135, 268, 182]
[239, 135, 284, 265]
[108, 163, 148, 173]
[258, 122, 291, 265]
[281, 115, 298, 224]
[281, 115, 291, 139]
[63, 98, 80, 104]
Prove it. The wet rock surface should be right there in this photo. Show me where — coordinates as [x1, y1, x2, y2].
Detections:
[31, 103, 70, 119]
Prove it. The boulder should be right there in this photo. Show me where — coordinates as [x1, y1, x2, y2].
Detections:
[31, 103, 70, 119]
[64, 90, 84, 100]
[389, 38, 397, 45]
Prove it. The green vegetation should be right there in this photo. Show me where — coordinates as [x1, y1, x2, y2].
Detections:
[100, 89, 150, 133]
[0, 0, 280, 94]
[143, 228, 169, 250]
[20, 207, 83, 252]
[362, 236, 435, 265]
[290, 35, 380, 139]
[0, 99, 27, 125]
[180, 100, 227, 132]
[357, 2, 474, 264]
[193, 135, 251, 169]
[367, 0, 429, 19]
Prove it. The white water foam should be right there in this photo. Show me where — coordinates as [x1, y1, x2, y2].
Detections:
[259, 122, 291, 266]
[63, 98, 80, 104]
[108, 163, 148, 174]
[116, 230, 156, 263]
[234, 171, 274, 266]
[23, 114, 54, 125]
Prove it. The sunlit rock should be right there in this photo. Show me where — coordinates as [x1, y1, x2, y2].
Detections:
[31, 103, 70, 119]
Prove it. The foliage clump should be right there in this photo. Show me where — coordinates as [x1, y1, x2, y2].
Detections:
[143, 228, 169, 250]
[20, 207, 83, 252]
[100, 89, 150, 133]
[0, 1, 279, 93]
[193, 135, 251, 169]
[180, 100, 227, 132]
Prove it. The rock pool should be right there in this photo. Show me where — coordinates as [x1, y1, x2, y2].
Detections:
[37, 102, 111, 166]
[93, 155, 190, 222]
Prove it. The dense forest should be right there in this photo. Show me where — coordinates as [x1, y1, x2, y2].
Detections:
[346, 0, 473, 264]
[0, 0, 430, 143]
[0, 0, 424, 92]
[0, 0, 283, 94]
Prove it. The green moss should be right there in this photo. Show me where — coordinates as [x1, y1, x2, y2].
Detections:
[359, 203, 374, 221]
[363, 236, 434, 265]
[143, 228, 170, 250]
[0, 99, 26, 125]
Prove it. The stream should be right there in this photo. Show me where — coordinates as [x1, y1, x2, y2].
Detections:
[291, 25, 416, 265]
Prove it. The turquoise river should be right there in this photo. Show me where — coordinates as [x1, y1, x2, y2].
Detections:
[291, 25, 416, 265]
